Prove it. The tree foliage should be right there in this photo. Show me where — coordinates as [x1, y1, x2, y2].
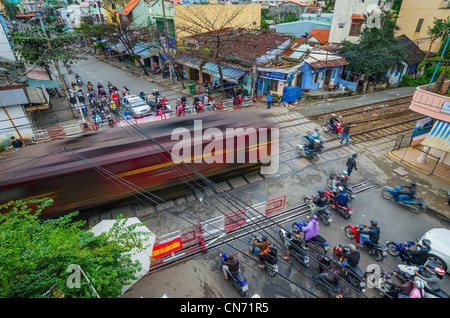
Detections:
[0, 199, 152, 298]
[342, 10, 405, 88]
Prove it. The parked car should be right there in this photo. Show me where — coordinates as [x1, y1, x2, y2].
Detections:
[419, 228, 450, 272]
[122, 95, 152, 118]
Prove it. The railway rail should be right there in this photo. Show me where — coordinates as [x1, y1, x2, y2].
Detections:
[148, 180, 378, 273]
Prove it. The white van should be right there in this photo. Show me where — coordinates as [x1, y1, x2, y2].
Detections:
[122, 95, 152, 118]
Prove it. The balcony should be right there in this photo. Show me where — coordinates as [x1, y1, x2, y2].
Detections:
[409, 80, 450, 122]
[439, 1, 450, 9]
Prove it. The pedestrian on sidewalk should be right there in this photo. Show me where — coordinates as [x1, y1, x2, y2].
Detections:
[346, 154, 358, 176]
[341, 123, 351, 145]
[267, 91, 273, 109]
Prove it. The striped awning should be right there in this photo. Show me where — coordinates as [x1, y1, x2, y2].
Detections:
[421, 120, 450, 152]
[202, 62, 247, 83]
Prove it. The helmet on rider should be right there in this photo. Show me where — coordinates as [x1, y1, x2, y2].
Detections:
[421, 239, 431, 248]
[370, 220, 378, 227]
[262, 235, 268, 242]
[343, 246, 351, 254]
[414, 280, 424, 289]
[349, 244, 357, 252]
[435, 267, 445, 277]
[318, 190, 325, 196]
[403, 272, 412, 280]
[311, 215, 318, 221]
[338, 186, 345, 192]
[410, 182, 416, 187]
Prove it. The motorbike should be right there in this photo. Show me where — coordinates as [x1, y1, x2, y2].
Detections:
[344, 224, 388, 262]
[219, 253, 249, 297]
[297, 142, 320, 163]
[292, 218, 330, 254]
[326, 173, 355, 200]
[250, 238, 278, 277]
[323, 121, 343, 138]
[381, 185, 427, 213]
[303, 195, 332, 225]
[176, 105, 185, 117]
[195, 102, 205, 113]
[333, 245, 367, 292]
[386, 240, 417, 261]
[395, 261, 450, 298]
[278, 228, 309, 268]
[324, 190, 353, 219]
[314, 254, 344, 298]
[76, 78, 83, 87]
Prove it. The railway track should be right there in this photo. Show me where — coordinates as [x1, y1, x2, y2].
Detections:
[148, 180, 378, 272]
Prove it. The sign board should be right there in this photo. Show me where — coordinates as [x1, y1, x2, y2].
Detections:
[261, 71, 285, 81]
[441, 100, 450, 115]
[411, 117, 434, 138]
[286, 71, 295, 84]
[106, 47, 111, 52]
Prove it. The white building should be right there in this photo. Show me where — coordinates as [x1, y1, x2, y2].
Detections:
[0, 23, 16, 63]
[328, 0, 393, 45]
[59, 4, 91, 28]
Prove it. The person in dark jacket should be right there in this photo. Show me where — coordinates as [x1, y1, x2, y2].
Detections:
[346, 154, 358, 176]
[383, 272, 415, 298]
[342, 244, 360, 268]
[341, 123, 351, 145]
[398, 182, 417, 201]
[358, 220, 380, 247]
[252, 236, 271, 267]
[220, 252, 240, 279]
[11, 136, 24, 148]
[403, 239, 431, 265]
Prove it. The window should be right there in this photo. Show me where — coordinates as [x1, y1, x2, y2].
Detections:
[111, 3, 116, 9]
[314, 72, 320, 83]
[415, 19, 424, 33]
[349, 19, 362, 36]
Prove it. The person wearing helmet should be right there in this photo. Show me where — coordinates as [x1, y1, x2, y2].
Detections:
[139, 90, 145, 99]
[383, 272, 415, 298]
[358, 220, 380, 247]
[329, 114, 340, 132]
[408, 280, 425, 298]
[403, 240, 431, 266]
[330, 185, 349, 209]
[398, 182, 417, 202]
[252, 235, 271, 267]
[415, 266, 446, 291]
[301, 215, 320, 249]
[340, 244, 360, 268]
[312, 191, 330, 218]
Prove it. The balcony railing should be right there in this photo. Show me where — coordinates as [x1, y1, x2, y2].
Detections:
[439, 1, 450, 9]
[409, 80, 450, 121]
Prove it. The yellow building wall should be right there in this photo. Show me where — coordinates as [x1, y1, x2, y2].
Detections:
[174, 4, 261, 42]
[395, 0, 450, 54]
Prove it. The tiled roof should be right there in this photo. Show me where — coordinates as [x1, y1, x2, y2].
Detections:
[120, 0, 140, 16]
[307, 28, 330, 45]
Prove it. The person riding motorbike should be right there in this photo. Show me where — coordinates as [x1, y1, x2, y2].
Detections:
[329, 114, 340, 132]
[282, 229, 304, 260]
[300, 214, 320, 249]
[220, 252, 240, 280]
[383, 272, 415, 298]
[338, 244, 360, 268]
[402, 239, 431, 266]
[252, 235, 271, 268]
[415, 266, 446, 291]
[330, 186, 349, 209]
[358, 220, 380, 248]
[313, 190, 330, 216]
[312, 128, 320, 140]
[398, 182, 417, 202]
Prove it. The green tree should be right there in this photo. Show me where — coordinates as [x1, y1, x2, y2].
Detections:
[342, 10, 405, 92]
[0, 199, 152, 298]
[426, 17, 450, 58]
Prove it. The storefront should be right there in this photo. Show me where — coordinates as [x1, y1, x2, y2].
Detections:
[201, 62, 250, 92]
[256, 66, 302, 99]
[176, 56, 204, 82]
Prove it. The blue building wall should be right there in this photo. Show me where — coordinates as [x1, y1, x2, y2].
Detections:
[300, 63, 345, 90]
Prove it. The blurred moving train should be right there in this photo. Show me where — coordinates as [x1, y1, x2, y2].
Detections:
[0, 110, 277, 218]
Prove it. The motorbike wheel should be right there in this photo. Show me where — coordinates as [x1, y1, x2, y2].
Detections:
[408, 204, 422, 214]
[337, 131, 343, 139]
[327, 178, 333, 188]
[279, 230, 285, 241]
[381, 189, 393, 200]
[304, 197, 312, 209]
[344, 226, 355, 239]
[339, 208, 351, 219]
[386, 242, 400, 257]
[370, 248, 384, 262]
[311, 153, 320, 163]
[320, 213, 330, 226]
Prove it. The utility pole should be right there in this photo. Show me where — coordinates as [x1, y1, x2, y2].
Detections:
[160, 0, 174, 85]
[39, 17, 76, 119]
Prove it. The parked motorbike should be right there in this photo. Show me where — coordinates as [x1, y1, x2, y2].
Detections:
[219, 253, 249, 297]
[323, 121, 343, 138]
[344, 224, 388, 261]
[250, 237, 278, 277]
[333, 245, 367, 292]
[326, 173, 355, 200]
[381, 185, 427, 213]
[292, 218, 330, 254]
[395, 261, 450, 298]
[303, 195, 332, 225]
[278, 228, 310, 268]
[196, 102, 205, 113]
[176, 105, 185, 117]
[324, 190, 353, 219]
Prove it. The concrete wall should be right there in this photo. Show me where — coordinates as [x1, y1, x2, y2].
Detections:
[0, 105, 34, 147]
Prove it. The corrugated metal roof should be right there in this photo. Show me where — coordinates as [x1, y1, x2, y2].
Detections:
[308, 58, 349, 69]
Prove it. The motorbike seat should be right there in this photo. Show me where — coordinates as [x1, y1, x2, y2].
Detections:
[425, 287, 450, 298]
[347, 265, 365, 278]
[231, 271, 246, 284]
[310, 235, 327, 244]
[366, 241, 386, 250]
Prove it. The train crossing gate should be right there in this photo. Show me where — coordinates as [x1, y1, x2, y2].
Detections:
[149, 195, 286, 270]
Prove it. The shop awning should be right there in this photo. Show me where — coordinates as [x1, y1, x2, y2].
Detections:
[112, 42, 127, 53]
[202, 62, 247, 83]
[421, 120, 450, 152]
[136, 46, 159, 59]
